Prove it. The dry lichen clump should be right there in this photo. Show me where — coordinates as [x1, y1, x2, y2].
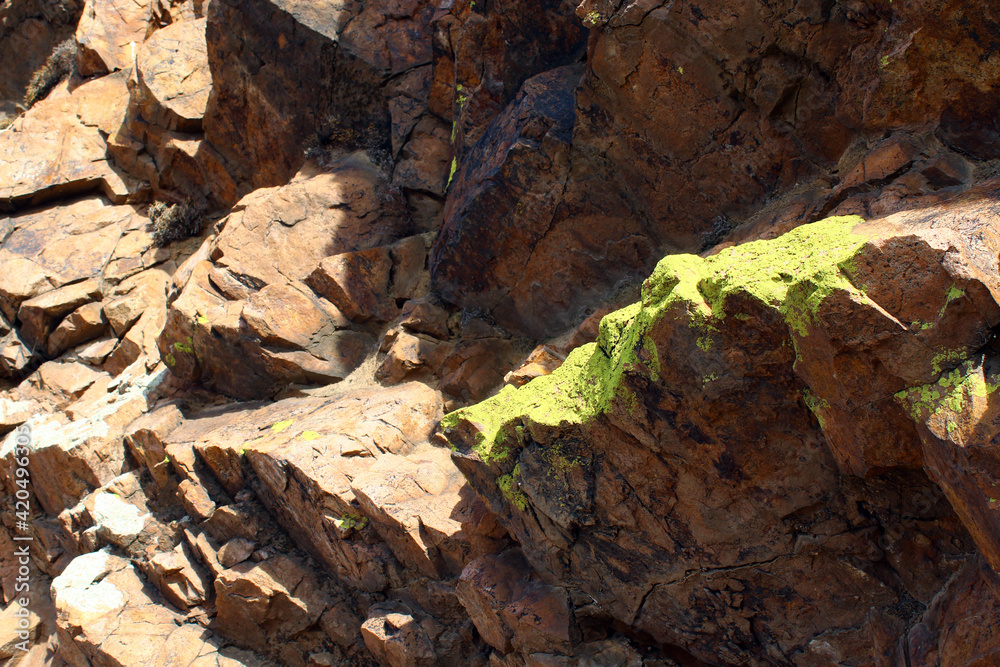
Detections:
[23, 39, 78, 108]
[148, 201, 204, 247]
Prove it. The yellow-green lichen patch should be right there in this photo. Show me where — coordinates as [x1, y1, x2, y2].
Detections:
[173, 337, 194, 354]
[164, 353, 176, 367]
[896, 365, 999, 422]
[497, 464, 529, 511]
[931, 348, 966, 375]
[271, 420, 294, 434]
[443, 216, 870, 463]
[300, 430, 321, 441]
[696, 215, 868, 336]
[334, 514, 368, 532]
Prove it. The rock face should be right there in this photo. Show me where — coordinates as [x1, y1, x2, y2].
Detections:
[445, 198, 1000, 665]
[5, 0, 1000, 666]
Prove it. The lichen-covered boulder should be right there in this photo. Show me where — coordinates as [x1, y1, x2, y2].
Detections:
[445, 189, 1000, 665]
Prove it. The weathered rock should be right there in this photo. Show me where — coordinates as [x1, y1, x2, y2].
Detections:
[0, 363, 167, 514]
[146, 541, 212, 609]
[217, 537, 255, 568]
[47, 301, 109, 357]
[53, 550, 268, 666]
[456, 549, 576, 657]
[376, 331, 453, 385]
[204, 0, 435, 188]
[445, 204, 1000, 664]
[905, 558, 1000, 667]
[361, 603, 437, 667]
[177, 383, 445, 591]
[178, 479, 217, 522]
[431, 65, 657, 338]
[214, 554, 330, 654]
[17, 279, 102, 350]
[160, 162, 408, 398]
[34, 361, 107, 400]
[504, 346, 564, 388]
[123, 402, 184, 490]
[307, 246, 396, 323]
[0, 197, 129, 322]
[75, 0, 151, 76]
[0, 81, 134, 211]
[136, 17, 211, 132]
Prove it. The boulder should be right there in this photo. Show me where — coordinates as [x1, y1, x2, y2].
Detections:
[160, 161, 409, 398]
[445, 201, 1000, 664]
[75, 0, 151, 76]
[0, 80, 134, 211]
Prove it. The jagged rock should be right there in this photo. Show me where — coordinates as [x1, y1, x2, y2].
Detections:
[160, 162, 408, 398]
[178, 479, 217, 522]
[17, 279, 102, 350]
[217, 537, 255, 568]
[75, 0, 151, 76]
[432, 0, 587, 152]
[431, 65, 656, 338]
[0, 197, 129, 322]
[457, 549, 575, 657]
[0, 363, 167, 514]
[174, 383, 445, 591]
[136, 17, 211, 132]
[47, 301, 109, 357]
[504, 345, 564, 388]
[445, 203, 1000, 664]
[146, 541, 212, 609]
[0, 81, 134, 211]
[361, 603, 437, 667]
[34, 361, 107, 400]
[203, 0, 435, 188]
[53, 549, 269, 666]
[376, 331, 453, 385]
[351, 448, 472, 579]
[214, 554, 330, 654]
[123, 402, 184, 489]
[905, 557, 1000, 666]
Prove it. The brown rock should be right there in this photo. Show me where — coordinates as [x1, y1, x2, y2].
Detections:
[136, 17, 211, 132]
[161, 163, 407, 398]
[0, 197, 128, 321]
[47, 302, 109, 357]
[214, 555, 329, 653]
[52, 550, 265, 665]
[351, 447, 472, 579]
[146, 541, 213, 609]
[457, 549, 575, 656]
[178, 479, 217, 522]
[397, 299, 451, 340]
[446, 205, 1000, 665]
[217, 537, 255, 568]
[35, 361, 107, 399]
[0, 81, 133, 211]
[376, 331, 453, 385]
[361, 604, 437, 667]
[75, 0, 151, 76]
[123, 401, 184, 489]
[203, 0, 435, 188]
[17, 279, 102, 349]
[504, 346, 565, 388]
[307, 246, 396, 323]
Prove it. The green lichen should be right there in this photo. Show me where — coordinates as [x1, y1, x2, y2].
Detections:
[164, 353, 176, 367]
[300, 431, 321, 441]
[334, 514, 368, 532]
[442, 215, 870, 463]
[497, 465, 529, 511]
[173, 337, 194, 354]
[696, 335, 713, 353]
[931, 348, 965, 375]
[271, 420, 294, 434]
[896, 366, 998, 422]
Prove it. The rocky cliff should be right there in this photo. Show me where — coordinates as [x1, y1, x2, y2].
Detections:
[1, 0, 1000, 666]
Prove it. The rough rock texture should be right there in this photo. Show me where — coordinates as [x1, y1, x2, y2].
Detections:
[445, 200, 1000, 664]
[4, 0, 1000, 665]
